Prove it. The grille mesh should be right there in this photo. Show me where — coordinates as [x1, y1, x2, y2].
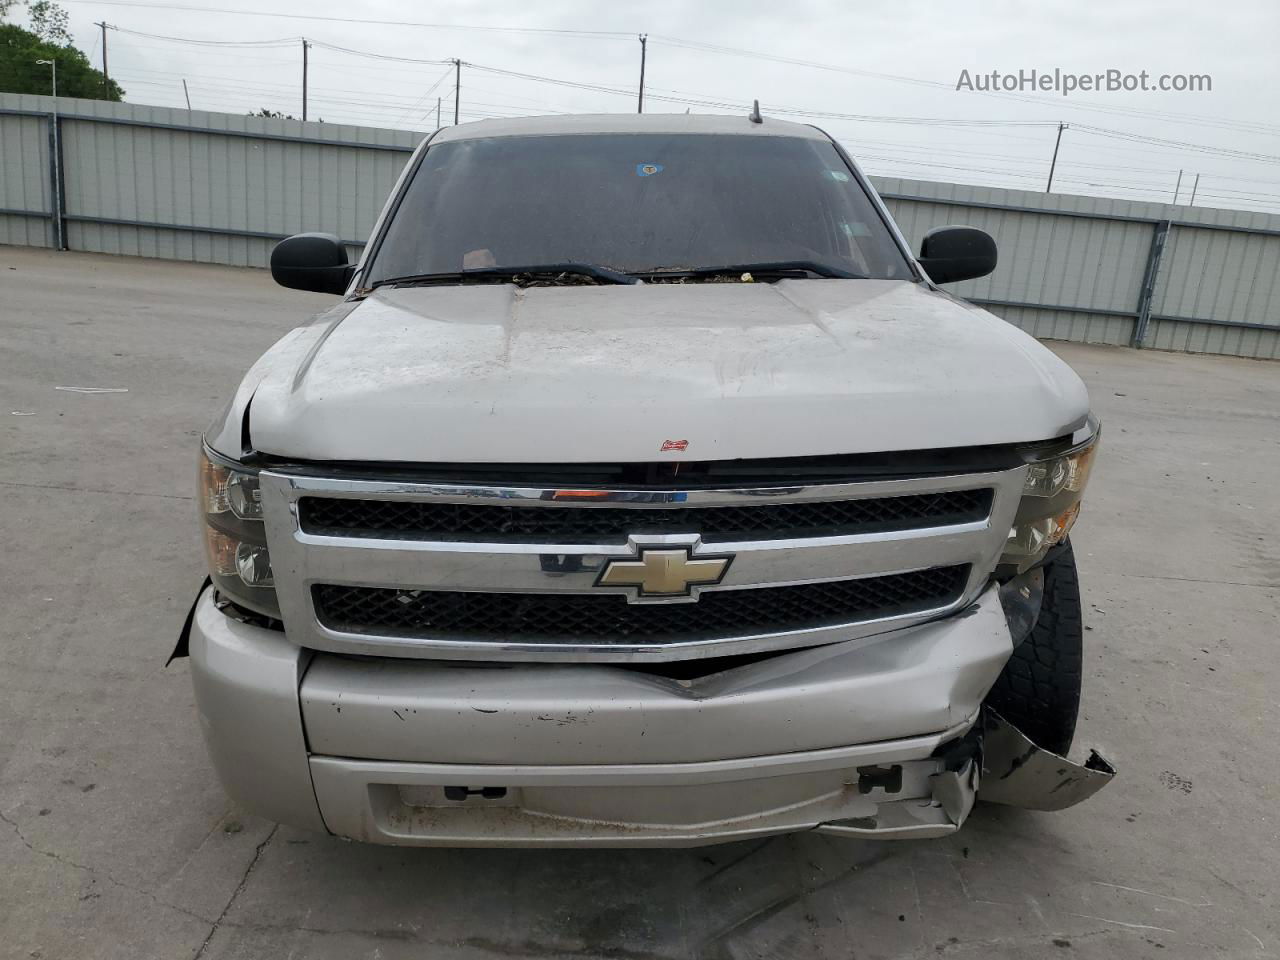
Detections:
[299, 489, 992, 542]
[312, 565, 970, 645]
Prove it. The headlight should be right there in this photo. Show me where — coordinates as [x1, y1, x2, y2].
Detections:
[199, 446, 279, 617]
[1000, 424, 1100, 572]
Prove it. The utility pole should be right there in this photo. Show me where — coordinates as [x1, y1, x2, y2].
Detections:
[1045, 122, 1066, 193]
[453, 59, 461, 124]
[637, 34, 647, 114]
[1173, 169, 1183, 204]
[95, 22, 110, 93]
[182, 78, 191, 110]
[435, 97, 441, 130]
[1189, 173, 1200, 206]
[302, 39, 309, 121]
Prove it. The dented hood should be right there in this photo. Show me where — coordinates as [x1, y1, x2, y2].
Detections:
[232, 279, 1089, 464]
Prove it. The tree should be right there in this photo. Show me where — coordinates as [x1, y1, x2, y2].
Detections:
[0, 16, 123, 100]
[27, 0, 69, 44]
[248, 108, 322, 122]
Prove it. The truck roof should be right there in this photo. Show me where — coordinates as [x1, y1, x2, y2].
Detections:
[430, 112, 829, 144]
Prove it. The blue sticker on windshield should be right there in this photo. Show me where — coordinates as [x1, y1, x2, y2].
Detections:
[636, 163, 664, 176]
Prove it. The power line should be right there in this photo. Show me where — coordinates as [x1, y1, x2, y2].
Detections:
[108, 35, 453, 82]
[78, 0, 1280, 139]
[465, 59, 1280, 164]
[99, 23, 1277, 147]
[68, 0, 635, 38]
[89, 20, 1280, 210]
[837, 134, 1186, 179]
[104, 26, 1280, 168]
[120, 62, 1270, 198]
[827, 137, 1219, 191]
[649, 35, 955, 92]
[388, 66, 456, 125]
[111, 25, 299, 46]
[112, 72, 461, 114]
[464, 62, 1058, 127]
[1074, 124, 1280, 164]
[306, 39, 452, 66]
[646, 35, 1280, 139]
[115, 65, 588, 122]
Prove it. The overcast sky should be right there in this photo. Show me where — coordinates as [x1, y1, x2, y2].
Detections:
[24, 0, 1280, 212]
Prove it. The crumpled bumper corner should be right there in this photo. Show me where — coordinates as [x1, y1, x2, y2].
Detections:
[978, 708, 1117, 811]
[819, 706, 1118, 839]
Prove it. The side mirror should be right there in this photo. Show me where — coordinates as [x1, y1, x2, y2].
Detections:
[270, 233, 355, 294]
[918, 226, 997, 284]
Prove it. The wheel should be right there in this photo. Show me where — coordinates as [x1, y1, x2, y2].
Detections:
[985, 540, 1084, 756]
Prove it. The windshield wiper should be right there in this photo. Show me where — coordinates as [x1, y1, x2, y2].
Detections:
[637, 260, 864, 281]
[372, 262, 638, 289]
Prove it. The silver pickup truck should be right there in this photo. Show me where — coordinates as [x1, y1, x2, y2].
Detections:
[176, 112, 1113, 846]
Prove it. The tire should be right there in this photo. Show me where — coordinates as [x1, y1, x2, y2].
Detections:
[985, 540, 1084, 756]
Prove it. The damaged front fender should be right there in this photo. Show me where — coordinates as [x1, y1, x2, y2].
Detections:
[979, 708, 1116, 811]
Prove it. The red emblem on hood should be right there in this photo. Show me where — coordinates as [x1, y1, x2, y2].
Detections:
[660, 439, 689, 452]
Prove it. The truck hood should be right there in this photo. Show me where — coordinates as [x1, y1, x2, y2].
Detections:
[232, 280, 1089, 464]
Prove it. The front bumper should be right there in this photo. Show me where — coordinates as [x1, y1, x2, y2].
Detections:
[189, 584, 1056, 846]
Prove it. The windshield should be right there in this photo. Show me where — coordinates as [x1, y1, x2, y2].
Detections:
[365, 133, 914, 284]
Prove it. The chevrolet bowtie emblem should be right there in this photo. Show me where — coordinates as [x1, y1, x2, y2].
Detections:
[597, 547, 732, 599]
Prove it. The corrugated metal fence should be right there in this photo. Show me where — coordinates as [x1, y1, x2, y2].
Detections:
[879, 179, 1280, 359]
[4, 92, 1279, 359]
[0, 93, 417, 266]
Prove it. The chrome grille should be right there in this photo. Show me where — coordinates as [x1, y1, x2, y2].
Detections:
[298, 489, 994, 542]
[259, 465, 1027, 662]
[313, 565, 970, 643]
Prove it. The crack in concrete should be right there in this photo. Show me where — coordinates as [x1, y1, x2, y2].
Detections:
[694, 845, 901, 955]
[1116, 572, 1279, 589]
[1068, 912, 1176, 934]
[697, 835, 776, 885]
[0, 479, 194, 501]
[193, 824, 278, 960]
[0, 808, 212, 927]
